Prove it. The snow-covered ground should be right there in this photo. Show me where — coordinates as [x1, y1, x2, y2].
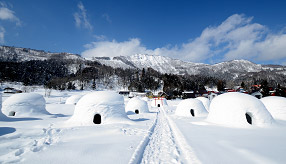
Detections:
[1, 89, 286, 164]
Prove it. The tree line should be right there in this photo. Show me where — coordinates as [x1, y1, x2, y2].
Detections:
[1, 59, 286, 98]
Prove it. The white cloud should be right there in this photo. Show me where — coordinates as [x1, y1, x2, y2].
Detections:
[102, 13, 111, 23]
[93, 34, 107, 41]
[0, 7, 20, 25]
[82, 38, 151, 58]
[0, 26, 5, 43]
[73, 1, 92, 30]
[0, 3, 21, 43]
[81, 14, 286, 64]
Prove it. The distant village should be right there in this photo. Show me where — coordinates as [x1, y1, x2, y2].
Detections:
[119, 82, 286, 100]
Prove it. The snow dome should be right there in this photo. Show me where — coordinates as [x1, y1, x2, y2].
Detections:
[142, 97, 149, 102]
[2, 93, 49, 117]
[65, 94, 83, 105]
[207, 92, 274, 127]
[175, 99, 208, 117]
[0, 93, 7, 120]
[195, 97, 210, 111]
[151, 98, 168, 107]
[67, 91, 130, 125]
[261, 96, 286, 120]
[126, 97, 149, 114]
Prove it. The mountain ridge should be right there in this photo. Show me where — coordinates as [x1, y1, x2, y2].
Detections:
[1, 45, 286, 80]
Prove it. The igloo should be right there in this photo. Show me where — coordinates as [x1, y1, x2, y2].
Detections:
[151, 97, 168, 107]
[0, 93, 8, 120]
[126, 97, 149, 114]
[67, 91, 130, 125]
[261, 96, 286, 121]
[175, 99, 208, 117]
[65, 94, 83, 105]
[195, 97, 210, 111]
[207, 92, 274, 127]
[142, 97, 149, 102]
[2, 93, 49, 117]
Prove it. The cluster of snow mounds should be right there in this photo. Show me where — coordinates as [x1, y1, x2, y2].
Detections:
[195, 97, 210, 111]
[151, 98, 168, 107]
[261, 96, 286, 121]
[207, 92, 274, 127]
[125, 97, 149, 114]
[2, 93, 49, 117]
[65, 94, 83, 105]
[67, 91, 130, 126]
[175, 99, 208, 117]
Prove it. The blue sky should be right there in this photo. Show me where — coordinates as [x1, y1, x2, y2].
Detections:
[0, 0, 286, 64]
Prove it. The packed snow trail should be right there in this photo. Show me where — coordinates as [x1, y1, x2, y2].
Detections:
[129, 106, 201, 164]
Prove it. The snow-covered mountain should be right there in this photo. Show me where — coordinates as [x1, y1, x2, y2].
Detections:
[0, 46, 83, 62]
[94, 54, 208, 75]
[92, 54, 286, 77]
[1, 45, 286, 79]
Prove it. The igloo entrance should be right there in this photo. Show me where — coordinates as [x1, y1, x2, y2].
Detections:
[190, 109, 195, 117]
[9, 111, 16, 116]
[245, 113, 252, 125]
[158, 104, 160, 107]
[93, 114, 101, 124]
[135, 109, 139, 114]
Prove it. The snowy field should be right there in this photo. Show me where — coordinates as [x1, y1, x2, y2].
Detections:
[1, 89, 286, 164]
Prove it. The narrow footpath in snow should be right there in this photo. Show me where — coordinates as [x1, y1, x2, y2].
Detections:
[129, 106, 201, 164]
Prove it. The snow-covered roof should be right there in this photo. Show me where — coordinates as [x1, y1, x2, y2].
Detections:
[67, 91, 130, 125]
[207, 92, 274, 127]
[2, 93, 49, 117]
[261, 96, 286, 121]
[195, 97, 210, 111]
[65, 94, 83, 105]
[175, 99, 208, 117]
[151, 98, 168, 107]
[126, 97, 149, 114]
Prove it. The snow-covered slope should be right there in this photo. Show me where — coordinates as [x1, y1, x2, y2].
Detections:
[0, 46, 83, 62]
[94, 54, 208, 75]
[93, 54, 286, 77]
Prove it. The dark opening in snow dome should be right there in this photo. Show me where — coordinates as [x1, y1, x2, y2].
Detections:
[245, 113, 252, 125]
[255, 95, 261, 99]
[190, 109, 195, 117]
[158, 104, 160, 107]
[93, 114, 101, 124]
[9, 111, 16, 116]
[135, 109, 139, 114]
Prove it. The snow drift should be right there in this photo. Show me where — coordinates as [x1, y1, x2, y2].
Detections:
[207, 92, 274, 127]
[195, 97, 210, 111]
[261, 96, 286, 121]
[65, 94, 83, 105]
[2, 93, 49, 117]
[175, 99, 208, 117]
[126, 97, 149, 114]
[67, 91, 130, 125]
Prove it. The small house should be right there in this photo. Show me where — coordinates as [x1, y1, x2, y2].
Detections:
[119, 91, 130, 97]
[4, 87, 22, 94]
